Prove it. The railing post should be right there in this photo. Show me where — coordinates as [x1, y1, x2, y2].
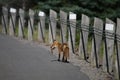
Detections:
[68, 12, 76, 54]
[18, 9, 24, 39]
[60, 10, 67, 43]
[79, 14, 90, 61]
[103, 18, 115, 74]
[38, 11, 45, 42]
[91, 17, 103, 68]
[1, 7, 8, 34]
[9, 8, 16, 36]
[114, 18, 120, 80]
[28, 9, 34, 41]
[49, 9, 57, 43]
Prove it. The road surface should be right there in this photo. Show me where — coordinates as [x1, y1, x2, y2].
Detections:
[0, 34, 90, 80]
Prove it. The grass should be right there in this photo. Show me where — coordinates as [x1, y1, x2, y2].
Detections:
[33, 26, 38, 41]
[23, 27, 28, 39]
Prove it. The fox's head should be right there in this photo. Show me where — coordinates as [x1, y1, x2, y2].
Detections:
[51, 40, 59, 49]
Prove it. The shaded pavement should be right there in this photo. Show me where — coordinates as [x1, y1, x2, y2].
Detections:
[0, 34, 90, 80]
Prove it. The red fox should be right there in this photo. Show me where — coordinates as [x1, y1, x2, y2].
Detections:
[50, 40, 69, 62]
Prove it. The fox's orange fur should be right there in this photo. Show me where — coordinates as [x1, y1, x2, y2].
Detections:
[50, 40, 69, 62]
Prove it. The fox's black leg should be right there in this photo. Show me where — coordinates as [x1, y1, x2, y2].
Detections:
[62, 55, 64, 62]
[58, 54, 60, 61]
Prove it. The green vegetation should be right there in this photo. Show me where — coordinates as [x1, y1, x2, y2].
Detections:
[0, 0, 120, 21]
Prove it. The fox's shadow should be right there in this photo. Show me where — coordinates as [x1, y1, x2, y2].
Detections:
[51, 59, 69, 63]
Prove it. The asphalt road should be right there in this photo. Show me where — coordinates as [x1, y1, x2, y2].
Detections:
[0, 34, 90, 80]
